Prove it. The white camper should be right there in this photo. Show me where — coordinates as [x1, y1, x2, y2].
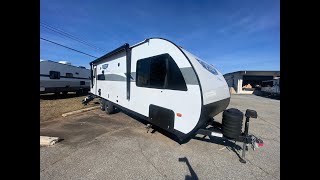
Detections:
[89, 38, 230, 141]
[40, 60, 90, 95]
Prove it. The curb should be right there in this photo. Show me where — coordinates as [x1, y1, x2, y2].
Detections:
[62, 106, 99, 117]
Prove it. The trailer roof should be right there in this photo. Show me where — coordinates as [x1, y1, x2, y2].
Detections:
[90, 43, 129, 65]
[89, 38, 185, 66]
[40, 60, 89, 69]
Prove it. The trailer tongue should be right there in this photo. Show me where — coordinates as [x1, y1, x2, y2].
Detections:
[195, 108, 263, 163]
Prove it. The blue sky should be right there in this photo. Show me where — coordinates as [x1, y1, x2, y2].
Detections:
[40, 0, 279, 74]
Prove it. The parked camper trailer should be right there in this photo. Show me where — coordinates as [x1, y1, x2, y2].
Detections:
[83, 38, 264, 163]
[40, 60, 90, 95]
[261, 77, 280, 95]
[88, 38, 230, 141]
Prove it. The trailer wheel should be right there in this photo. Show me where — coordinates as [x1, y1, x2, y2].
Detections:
[62, 91, 68, 95]
[100, 99, 105, 111]
[105, 101, 115, 114]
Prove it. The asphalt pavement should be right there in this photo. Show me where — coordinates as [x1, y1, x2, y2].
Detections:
[40, 94, 280, 180]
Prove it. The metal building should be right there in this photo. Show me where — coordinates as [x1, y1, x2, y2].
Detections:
[223, 71, 280, 94]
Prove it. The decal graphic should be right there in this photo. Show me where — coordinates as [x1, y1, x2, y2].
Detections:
[196, 58, 218, 75]
[102, 64, 109, 69]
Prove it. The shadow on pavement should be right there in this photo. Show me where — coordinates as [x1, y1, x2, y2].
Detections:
[179, 157, 199, 180]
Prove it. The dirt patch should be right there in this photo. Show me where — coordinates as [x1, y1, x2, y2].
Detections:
[40, 93, 100, 122]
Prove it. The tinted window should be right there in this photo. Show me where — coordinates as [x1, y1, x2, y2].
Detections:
[66, 73, 73, 78]
[149, 58, 166, 88]
[136, 53, 187, 91]
[136, 58, 150, 87]
[49, 71, 60, 79]
[167, 58, 187, 91]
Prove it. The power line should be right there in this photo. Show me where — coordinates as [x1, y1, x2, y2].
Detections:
[40, 22, 105, 52]
[40, 21, 106, 52]
[40, 37, 98, 58]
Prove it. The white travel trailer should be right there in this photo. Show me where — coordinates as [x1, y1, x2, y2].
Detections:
[85, 38, 265, 163]
[89, 38, 231, 141]
[40, 60, 90, 95]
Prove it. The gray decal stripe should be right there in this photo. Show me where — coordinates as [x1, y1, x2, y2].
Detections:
[180, 67, 199, 85]
[103, 74, 127, 81]
[99, 73, 136, 82]
[100, 69, 197, 84]
[131, 72, 136, 80]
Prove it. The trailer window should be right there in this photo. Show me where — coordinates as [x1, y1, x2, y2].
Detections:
[136, 58, 150, 87]
[49, 71, 60, 79]
[150, 58, 166, 88]
[166, 57, 187, 91]
[136, 53, 187, 91]
[66, 73, 73, 78]
[137, 55, 166, 88]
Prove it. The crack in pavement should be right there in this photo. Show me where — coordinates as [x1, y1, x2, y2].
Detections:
[258, 116, 280, 130]
[247, 159, 279, 180]
[137, 140, 167, 180]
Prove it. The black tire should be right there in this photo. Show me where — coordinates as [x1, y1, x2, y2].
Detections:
[105, 101, 115, 114]
[62, 91, 68, 95]
[54, 92, 60, 96]
[100, 99, 105, 111]
[223, 111, 243, 121]
[222, 108, 244, 139]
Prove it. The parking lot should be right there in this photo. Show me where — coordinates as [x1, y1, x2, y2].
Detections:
[40, 94, 280, 180]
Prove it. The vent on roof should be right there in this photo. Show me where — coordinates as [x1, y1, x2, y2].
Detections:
[58, 61, 71, 65]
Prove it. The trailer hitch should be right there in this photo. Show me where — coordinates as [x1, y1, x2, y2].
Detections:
[238, 109, 264, 163]
[195, 109, 264, 164]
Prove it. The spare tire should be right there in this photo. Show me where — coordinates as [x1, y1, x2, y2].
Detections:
[222, 108, 243, 139]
